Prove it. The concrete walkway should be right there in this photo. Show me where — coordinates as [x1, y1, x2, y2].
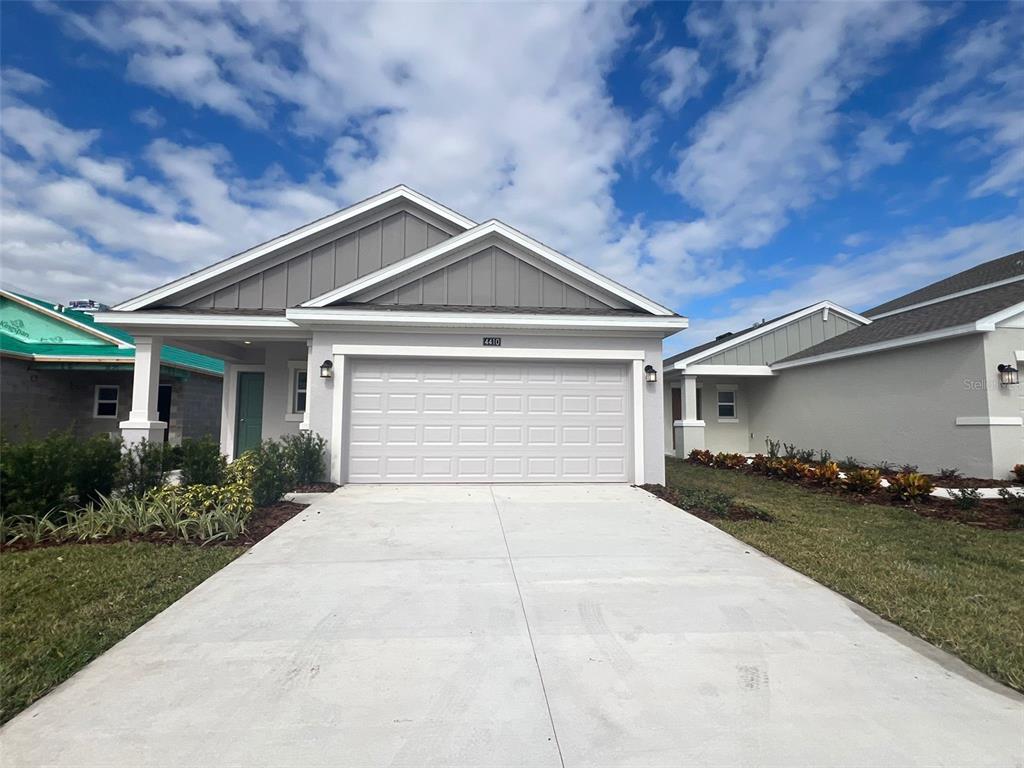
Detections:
[2, 485, 1021, 767]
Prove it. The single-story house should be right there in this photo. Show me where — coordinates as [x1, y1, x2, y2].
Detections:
[1, 289, 223, 444]
[664, 251, 1024, 479]
[95, 186, 687, 485]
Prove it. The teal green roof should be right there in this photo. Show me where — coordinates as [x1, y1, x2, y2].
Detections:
[1, 292, 223, 376]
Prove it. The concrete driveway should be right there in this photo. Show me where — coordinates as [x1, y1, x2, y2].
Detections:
[2, 485, 1021, 767]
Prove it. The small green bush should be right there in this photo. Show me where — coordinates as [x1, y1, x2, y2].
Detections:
[764, 437, 781, 459]
[243, 440, 294, 507]
[180, 437, 227, 486]
[937, 467, 963, 483]
[997, 487, 1024, 514]
[949, 487, 981, 510]
[0, 432, 122, 519]
[121, 439, 173, 499]
[838, 456, 862, 471]
[282, 431, 327, 485]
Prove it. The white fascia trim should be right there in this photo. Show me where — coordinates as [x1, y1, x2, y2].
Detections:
[677, 364, 775, 376]
[867, 274, 1024, 320]
[331, 344, 645, 361]
[977, 300, 1024, 330]
[771, 322, 981, 370]
[1015, 350, 1024, 363]
[667, 300, 869, 369]
[94, 312, 299, 330]
[112, 186, 477, 312]
[302, 220, 676, 316]
[288, 307, 687, 332]
[673, 419, 705, 427]
[954, 416, 1024, 426]
[1, 289, 133, 348]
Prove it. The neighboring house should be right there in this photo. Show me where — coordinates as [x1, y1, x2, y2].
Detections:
[95, 186, 687, 485]
[664, 251, 1024, 479]
[0, 289, 223, 444]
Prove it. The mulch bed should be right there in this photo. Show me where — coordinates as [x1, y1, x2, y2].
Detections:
[1, 501, 309, 553]
[684, 461, 1024, 531]
[641, 483, 775, 524]
[291, 482, 339, 493]
[922, 475, 1017, 489]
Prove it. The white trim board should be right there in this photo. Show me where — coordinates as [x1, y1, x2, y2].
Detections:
[330, 344, 645, 361]
[113, 186, 476, 312]
[291, 307, 686, 333]
[672, 364, 774, 376]
[302, 219, 677, 317]
[867, 274, 1024, 320]
[954, 416, 1024, 426]
[667, 301, 869, 369]
[1, 289, 133, 349]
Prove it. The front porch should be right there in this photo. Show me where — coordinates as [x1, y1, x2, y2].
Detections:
[664, 369, 772, 457]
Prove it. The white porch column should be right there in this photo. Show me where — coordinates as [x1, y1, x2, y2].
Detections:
[674, 374, 705, 456]
[120, 335, 167, 447]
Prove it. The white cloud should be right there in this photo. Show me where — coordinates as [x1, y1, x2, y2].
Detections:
[848, 123, 910, 182]
[649, 47, 707, 111]
[130, 107, 165, 129]
[0, 105, 99, 163]
[1, 67, 48, 94]
[903, 16, 1024, 198]
[670, 2, 936, 253]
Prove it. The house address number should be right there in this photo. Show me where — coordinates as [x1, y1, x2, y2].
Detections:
[482, 337, 502, 346]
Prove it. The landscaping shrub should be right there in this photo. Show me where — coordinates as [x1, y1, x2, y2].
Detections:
[811, 461, 843, 487]
[818, 449, 832, 464]
[180, 436, 227, 486]
[844, 468, 881, 494]
[749, 453, 770, 474]
[780, 458, 811, 481]
[671, 487, 736, 516]
[688, 448, 713, 466]
[949, 487, 981, 510]
[838, 456, 862, 471]
[889, 472, 934, 503]
[713, 452, 747, 469]
[782, 443, 815, 463]
[937, 467, 963, 483]
[0, 432, 122, 519]
[282, 431, 327, 485]
[1013, 464, 1024, 483]
[997, 487, 1024, 515]
[764, 438, 780, 459]
[243, 440, 294, 507]
[898, 463, 920, 475]
[121, 439, 173, 499]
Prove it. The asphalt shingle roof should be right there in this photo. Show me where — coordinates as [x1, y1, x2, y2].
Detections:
[777, 280, 1024, 364]
[865, 251, 1024, 317]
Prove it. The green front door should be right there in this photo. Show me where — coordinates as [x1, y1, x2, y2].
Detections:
[235, 372, 264, 457]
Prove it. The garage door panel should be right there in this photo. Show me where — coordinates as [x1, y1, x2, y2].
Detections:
[347, 359, 632, 482]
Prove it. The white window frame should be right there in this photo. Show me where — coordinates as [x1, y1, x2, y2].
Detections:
[285, 361, 307, 422]
[716, 384, 738, 423]
[94, 384, 119, 419]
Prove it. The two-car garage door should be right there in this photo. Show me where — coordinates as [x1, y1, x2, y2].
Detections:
[346, 358, 632, 482]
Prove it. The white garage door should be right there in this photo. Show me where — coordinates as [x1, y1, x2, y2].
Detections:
[346, 358, 632, 483]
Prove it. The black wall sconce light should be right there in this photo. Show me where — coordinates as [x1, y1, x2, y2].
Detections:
[997, 363, 1019, 386]
[320, 359, 334, 379]
[644, 364, 658, 383]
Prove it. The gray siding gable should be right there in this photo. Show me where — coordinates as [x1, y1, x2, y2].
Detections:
[363, 245, 616, 310]
[179, 207, 456, 310]
[695, 311, 863, 366]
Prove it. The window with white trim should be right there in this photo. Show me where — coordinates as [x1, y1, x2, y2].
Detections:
[94, 385, 119, 419]
[287, 361, 307, 418]
[717, 387, 737, 421]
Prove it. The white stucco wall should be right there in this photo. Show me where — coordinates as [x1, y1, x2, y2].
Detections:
[746, 334, 1001, 477]
[698, 377, 751, 454]
[304, 327, 668, 486]
[983, 325, 1024, 477]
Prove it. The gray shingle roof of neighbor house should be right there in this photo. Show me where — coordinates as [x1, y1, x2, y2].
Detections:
[864, 250, 1024, 317]
[663, 305, 813, 366]
[776, 279, 1024, 364]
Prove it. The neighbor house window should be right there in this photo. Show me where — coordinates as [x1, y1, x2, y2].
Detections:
[717, 387, 737, 421]
[94, 385, 119, 419]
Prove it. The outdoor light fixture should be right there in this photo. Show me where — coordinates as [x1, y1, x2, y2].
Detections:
[997, 363, 1019, 386]
[320, 359, 334, 378]
[644, 364, 658, 383]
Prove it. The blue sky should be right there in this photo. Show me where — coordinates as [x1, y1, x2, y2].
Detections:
[1, 1, 1020, 353]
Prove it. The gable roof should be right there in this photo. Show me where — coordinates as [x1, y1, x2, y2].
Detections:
[865, 250, 1024, 318]
[664, 301, 868, 368]
[113, 186, 476, 312]
[301, 219, 678, 316]
[774, 280, 1024, 369]
[1, 289, 223, 376]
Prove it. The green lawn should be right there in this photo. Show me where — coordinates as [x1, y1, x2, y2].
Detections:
[665, 458, 1024, 692]
[0, 542, 243, 724]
